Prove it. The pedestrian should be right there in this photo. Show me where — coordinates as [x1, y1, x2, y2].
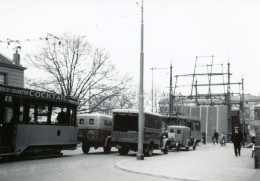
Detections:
[213, 130, 219, 144]
[219, 132, 226, 146]
[202, 132, 206, 144]
[231, 127, 243, 156]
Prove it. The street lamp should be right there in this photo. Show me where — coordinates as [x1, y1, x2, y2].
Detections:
[137, 0, 144, 160]
[150, 67, 168, 112]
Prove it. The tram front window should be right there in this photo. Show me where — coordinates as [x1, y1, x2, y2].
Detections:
[53, 107, 70, 124]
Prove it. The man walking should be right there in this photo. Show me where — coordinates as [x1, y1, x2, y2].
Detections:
[213, 130, 219, 144]
[231, 127, 243, 156]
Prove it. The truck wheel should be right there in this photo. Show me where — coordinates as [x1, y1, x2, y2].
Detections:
[163, 143, 169, 154]
[176, 142, 180, 152]
[193, 145, 196, 150]
[119, 146, 129, 155]
[193, 141, 197, 150]
[185, 142, 190, 151]
[103, 145, 111, 154]
[144, 143, 154, 156]
[104, 140, 111, 154]
[82, 142, 90, 154]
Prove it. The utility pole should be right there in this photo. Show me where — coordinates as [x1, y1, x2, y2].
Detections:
[150, 67, 168, 112]
[190, 56, 198, 97]
[241, 78, 245, 146]
[137, 0, 144, 160]
[227, 62, 232, 136]
[169, 63, 173, 115]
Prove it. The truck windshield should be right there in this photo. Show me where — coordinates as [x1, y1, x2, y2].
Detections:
[113, 113, 138, 132]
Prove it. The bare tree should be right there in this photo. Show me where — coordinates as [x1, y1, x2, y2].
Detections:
[25, 33, 132, 113]
[96, 87, 139, 115]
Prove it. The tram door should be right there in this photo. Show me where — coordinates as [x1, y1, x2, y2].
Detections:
[0, 95, 15, 153]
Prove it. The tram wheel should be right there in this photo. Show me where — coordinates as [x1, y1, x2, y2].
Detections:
[193, 144, 196, 150]
[82, 142, 90, 154]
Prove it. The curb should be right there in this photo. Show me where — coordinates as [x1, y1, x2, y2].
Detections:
[114, 159, 199, 181]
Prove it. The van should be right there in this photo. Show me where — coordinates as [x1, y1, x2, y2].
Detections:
[167, 125, 196, 151]
[77, 114, 113, 154]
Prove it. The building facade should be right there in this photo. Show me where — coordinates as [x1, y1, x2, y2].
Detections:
[0, 51, 26, 88]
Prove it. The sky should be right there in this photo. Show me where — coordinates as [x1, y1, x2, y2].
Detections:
[0, 0, 260, 97]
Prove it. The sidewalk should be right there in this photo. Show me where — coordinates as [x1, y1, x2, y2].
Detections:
[115, 143, 260, 181]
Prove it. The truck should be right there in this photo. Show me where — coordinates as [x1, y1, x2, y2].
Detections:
[111, 109, 170, 156]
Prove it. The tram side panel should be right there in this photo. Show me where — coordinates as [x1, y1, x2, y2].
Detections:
[15, 124, 78, 155]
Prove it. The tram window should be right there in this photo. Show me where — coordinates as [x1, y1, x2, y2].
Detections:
[52, 107, 60, 124]
[55, 107, 71, 125]
[4, 107, 13, 123]
[19, 106, 24, 122]
[37, 106, 48, 124]
[170, 129, 174, 133]
[29, 107, 36, 123]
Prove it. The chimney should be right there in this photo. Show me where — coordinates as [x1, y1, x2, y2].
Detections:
[13, 50, 20, 66]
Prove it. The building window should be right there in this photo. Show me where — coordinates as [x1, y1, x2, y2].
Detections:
[0, 73, 6, 85]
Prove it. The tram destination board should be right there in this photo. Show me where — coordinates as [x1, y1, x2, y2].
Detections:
[0, 84, 67, 102]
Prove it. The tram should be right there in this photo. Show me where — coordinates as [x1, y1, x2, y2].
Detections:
[0, 84, 78, 158]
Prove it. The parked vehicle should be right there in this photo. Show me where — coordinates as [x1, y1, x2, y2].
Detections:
[167, 125, 196, 151]
[0, 84, 78, 159]
[162, 115, 201, 146]
[111, 109, 170, 156]
[77, 114, 113, 154]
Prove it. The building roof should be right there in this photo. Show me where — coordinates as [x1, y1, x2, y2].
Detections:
[0, 52, 26, 70]
[0, 53, 13, 64]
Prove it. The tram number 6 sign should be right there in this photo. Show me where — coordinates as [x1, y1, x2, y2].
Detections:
[5, 96, 12, 102]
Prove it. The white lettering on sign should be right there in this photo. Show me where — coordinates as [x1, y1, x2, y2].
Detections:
[0, 85, 66, 102]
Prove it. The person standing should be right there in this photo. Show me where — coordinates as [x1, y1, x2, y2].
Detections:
[231, 127, 243, 156]
[220, 132, 226, 146]
[213, 130, 219, 144]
